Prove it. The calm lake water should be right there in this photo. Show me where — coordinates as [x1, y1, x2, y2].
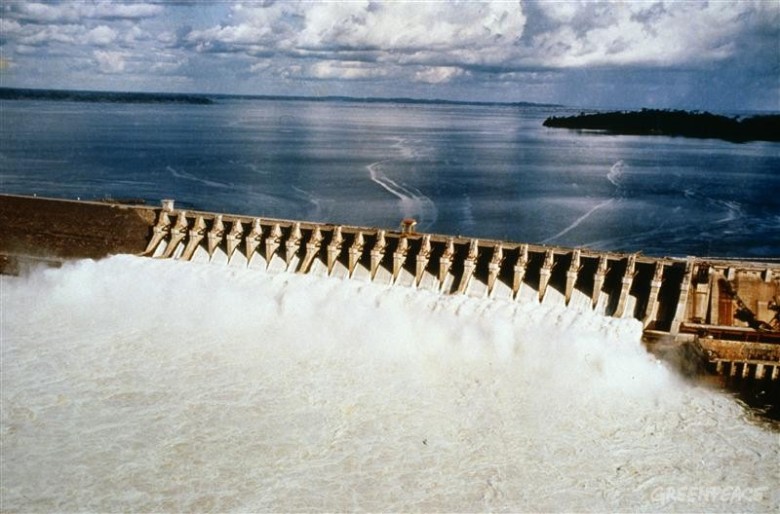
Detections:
[2, 98, 778, 257]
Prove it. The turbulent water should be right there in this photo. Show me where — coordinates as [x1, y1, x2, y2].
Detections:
[1, 98, 779, 511]
[2, 256, 778, 512]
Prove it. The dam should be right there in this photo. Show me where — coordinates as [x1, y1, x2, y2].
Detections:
[1, 193, 779, 382]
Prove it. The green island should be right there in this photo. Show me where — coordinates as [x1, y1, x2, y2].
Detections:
[543, 109, 780, 143]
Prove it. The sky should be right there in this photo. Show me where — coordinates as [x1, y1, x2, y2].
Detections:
[1, 1, 778, 111]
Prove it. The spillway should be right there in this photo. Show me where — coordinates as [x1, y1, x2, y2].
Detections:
[2, 193, 778, 384]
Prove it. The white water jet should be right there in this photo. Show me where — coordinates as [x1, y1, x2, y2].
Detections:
[1, 255, 777, 512]
[542, 160, 627, 245]
[606, 159, 626, 188]
[541, 198, 615, 244]
[366, 137, 438, 229]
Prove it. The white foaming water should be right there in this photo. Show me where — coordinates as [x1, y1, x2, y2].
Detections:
[607, 159, 625, 189]
[1, 256, 777, 512]
[166, 165, 232, 190]
[367, 137, 438, 228]
[541, 198, 614, 244]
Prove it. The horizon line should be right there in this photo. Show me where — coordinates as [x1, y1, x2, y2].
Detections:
[0, 85, 564, 109]
[2, 86, 778, 115]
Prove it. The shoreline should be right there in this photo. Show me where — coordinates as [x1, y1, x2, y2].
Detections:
[544, 109, 780, 143]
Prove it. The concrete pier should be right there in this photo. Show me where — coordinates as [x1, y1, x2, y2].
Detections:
[1, 193, 778, 380]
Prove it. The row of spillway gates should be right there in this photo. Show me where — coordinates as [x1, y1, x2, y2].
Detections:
[1, 194, 779, 382]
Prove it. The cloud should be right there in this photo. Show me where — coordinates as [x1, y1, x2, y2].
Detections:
[186, 1, 527, 76]
[308, 60, 387, 80]
[7, 2, 163, 24]
[296, 1, 525, 54]
[414, 66, 465, 84]
[2, 11, 140, 49]
[0, 0, 776, 109]
[93, 50, 125, 73]
[150, 56, 187, 74]
[176, 0, 778, 95]
[122, 25, 151, 45]
[84, 25, 117, 46]
[522, 0, 779, 68]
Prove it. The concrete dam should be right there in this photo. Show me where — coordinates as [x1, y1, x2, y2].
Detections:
[2, 193, 779, 382]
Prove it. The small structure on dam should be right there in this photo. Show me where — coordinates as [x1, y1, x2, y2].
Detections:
[1, 193, 778, 382]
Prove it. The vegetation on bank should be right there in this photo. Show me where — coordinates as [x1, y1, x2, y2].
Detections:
[0, 87, 213, 105]
[543, 109, 780, 143]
